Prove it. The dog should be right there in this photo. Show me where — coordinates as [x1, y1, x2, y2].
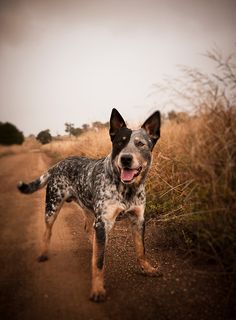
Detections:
[18, 108, 161, 302]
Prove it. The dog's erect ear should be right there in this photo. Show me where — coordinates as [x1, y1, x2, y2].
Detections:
[141, 111, 161, 147]
[109, 108, 127, 141]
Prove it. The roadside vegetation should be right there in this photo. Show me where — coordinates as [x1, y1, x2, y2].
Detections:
[146, 49, 236, 272]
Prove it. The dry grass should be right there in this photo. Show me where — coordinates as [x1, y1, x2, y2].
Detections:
[146, 104, 236, 271]
[144, 48, 236, 272]
[41, 128, 110, 162]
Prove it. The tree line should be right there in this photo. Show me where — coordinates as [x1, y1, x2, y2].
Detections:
[0, 114, 188, 146]
[0, 120, 110, 145]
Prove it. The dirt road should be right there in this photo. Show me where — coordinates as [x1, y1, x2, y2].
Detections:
[0, 151, 234, 320]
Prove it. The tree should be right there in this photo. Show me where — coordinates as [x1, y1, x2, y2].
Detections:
[82, 123, 90, 131]
[92, 121, 104, 130]
[168, 110, 177, 121]
[72, 127, 83, 136]
[91, 121, 109, 130]
[0, 122, 24, 145]
[36, 129, 52, 144]
[168, 110, 189, 123]
[65, 122, 75, 136]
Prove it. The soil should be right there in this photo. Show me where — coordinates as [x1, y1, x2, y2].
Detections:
[0, 151, 235, 320]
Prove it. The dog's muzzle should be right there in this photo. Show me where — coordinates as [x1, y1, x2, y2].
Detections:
[118, 154, 142, 183]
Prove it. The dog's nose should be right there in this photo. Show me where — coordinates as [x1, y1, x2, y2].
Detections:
[120, 154, 133, 167]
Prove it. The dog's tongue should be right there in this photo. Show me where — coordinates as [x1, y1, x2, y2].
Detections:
[121, 169, 137, 182]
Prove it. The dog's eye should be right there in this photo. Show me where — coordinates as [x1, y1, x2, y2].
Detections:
[136, 141, 145, 147]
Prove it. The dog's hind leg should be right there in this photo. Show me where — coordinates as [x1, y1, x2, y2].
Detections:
[38, 214, 59, 262]
[38, 184, 65, 262]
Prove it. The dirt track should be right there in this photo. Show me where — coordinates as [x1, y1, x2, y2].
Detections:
[0, 151, 234, 320]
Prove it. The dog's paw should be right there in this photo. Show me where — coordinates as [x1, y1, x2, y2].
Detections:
[37, 255, 48, 262]
[140, 261, 163, 277]
[141, 266, 163, 277]
[90, 288, 106, 303]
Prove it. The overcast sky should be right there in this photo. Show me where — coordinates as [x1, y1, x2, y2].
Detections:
[0, 0, 235, 136]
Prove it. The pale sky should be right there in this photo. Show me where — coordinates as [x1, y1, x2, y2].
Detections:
[0, 0, 235, 136]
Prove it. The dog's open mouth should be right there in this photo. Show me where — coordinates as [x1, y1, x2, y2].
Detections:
[119, 167, 142, 183]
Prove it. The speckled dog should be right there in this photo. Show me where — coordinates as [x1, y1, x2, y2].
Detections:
[18, 108, 161, 302]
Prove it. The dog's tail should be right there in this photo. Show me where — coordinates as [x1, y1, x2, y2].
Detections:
[17, 172, 50, 194]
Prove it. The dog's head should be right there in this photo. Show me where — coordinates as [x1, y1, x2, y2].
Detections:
[109, 108, 161, 185]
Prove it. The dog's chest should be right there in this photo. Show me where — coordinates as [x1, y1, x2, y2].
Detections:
[93, 178, 146, 214]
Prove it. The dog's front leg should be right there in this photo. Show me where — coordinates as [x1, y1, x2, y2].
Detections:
[129, 206, 161, 276]
[90, 216, 107, 302]
[90, 207, 120, 302]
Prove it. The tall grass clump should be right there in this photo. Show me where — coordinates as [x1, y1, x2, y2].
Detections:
[147, 48, 236, 272]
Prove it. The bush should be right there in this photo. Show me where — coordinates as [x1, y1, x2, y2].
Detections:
[36, 129, 52, 145]
[0, 122, 24, 145]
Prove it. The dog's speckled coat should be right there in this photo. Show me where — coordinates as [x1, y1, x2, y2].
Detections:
[18, 108, 161, 302]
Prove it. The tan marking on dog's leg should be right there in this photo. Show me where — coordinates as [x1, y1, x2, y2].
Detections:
[38, 206, 62, 262]
[129, 206, 161, 276]
[90, 231, 106, 302]
[90, 206, 122, 302]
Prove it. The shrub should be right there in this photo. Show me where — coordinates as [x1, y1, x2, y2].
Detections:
[0, 122, 24, 145]
[36, 129, 52, 145]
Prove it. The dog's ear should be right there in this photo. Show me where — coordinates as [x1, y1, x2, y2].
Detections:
[109, 108, 127, 141]
[141, 111, 161, 147]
